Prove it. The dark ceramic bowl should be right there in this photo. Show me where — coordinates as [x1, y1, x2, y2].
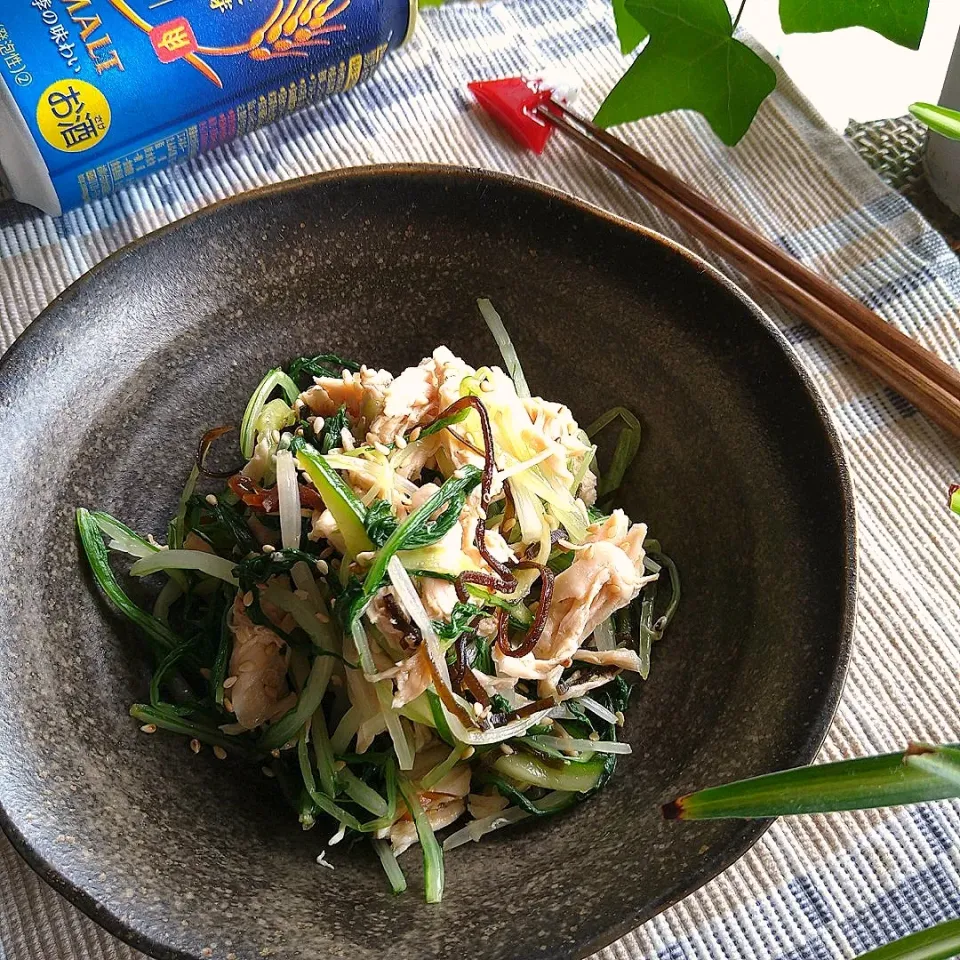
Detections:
[0, 166, 855, 960]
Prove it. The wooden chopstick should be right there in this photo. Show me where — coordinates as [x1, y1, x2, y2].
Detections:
[536, 102, 960, 438]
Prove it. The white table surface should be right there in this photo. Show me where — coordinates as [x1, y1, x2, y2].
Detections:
[738, 0, 960, 131]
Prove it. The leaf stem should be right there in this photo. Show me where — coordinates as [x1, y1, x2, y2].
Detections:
[732, 0, 747, 31]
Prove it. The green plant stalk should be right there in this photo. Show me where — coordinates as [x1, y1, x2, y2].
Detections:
[297, 731, 364, 831]
[312, 711, 338, 798]
[149, 639, 194, 707]
[130, 704, 247, 754]
[904, 744, 960, 791]
[339, 767, 390, 817]
[910, 102, 960, 141]
[664, 744, 960, 820]
[77, 508, 183, 656]
[373, 839, 407, 894]
[398, 777, 444, 903]
[211, 602, 232, 706]
[257, 653, 334, 752]
[240, 368, 299, 458]
[291, 439, 374, 555]
[419, 746, 465, 790]
[168, 465, 199, 550]
[855, 918, 960, 960]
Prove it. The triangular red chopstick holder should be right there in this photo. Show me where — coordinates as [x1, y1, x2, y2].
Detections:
[467, 77, 557, 154]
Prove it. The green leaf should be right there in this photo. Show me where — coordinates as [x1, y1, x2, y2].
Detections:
[612, 0, 648, 54]
[663, 744, 960, 820]
[595, 0, 777, 146]
[904, 743, 960, 790]
[950, 484, 960, 516]
[910, 103, 960, 142]
[287, 353, 360, 386]
[780, 0, 929, 49]
[855, 918, 960, 960]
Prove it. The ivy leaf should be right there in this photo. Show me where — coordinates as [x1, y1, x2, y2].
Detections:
[779, 0, 930, 50]
[595, 0, 777, 146]
[612, 0, 648, 54]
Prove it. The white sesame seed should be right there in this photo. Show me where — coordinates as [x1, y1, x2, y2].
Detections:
[223, 675, 238, 689]
[588, 731, 600, 742]
[315, 559, 329, 575]
[205, 494, 218, 507]
[262, 544, 276, 554]
[223, 697, 234, 713]
[294, 589, 310, 601]
[340, 427, 355, 450]
[394, 434, 407, 449]
[314, 417, 325, 431]
[271, 429, 281, 444]
[408, 426, 422, 442]
[614, 710, 625, 726]
[242, 591, 254, 607]
[374, 442, 390, 456]
[355, 550, 376, 565]
[213, 745, 227, 760]
[261, 766, 275, 779]
[271, 749, 281, 758]
[499, 743, 515, 756]
[473, 701, 484, 717]
[140, 724, 157, 734]
[334, 760, 346, 772]
[190, 739, 201, 754]
[314, 612, 330, 623]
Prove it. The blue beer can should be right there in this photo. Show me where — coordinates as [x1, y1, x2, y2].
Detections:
[0, 0, 415, 214]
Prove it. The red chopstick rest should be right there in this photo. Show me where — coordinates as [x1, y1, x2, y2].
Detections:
[467, 76, 557, 153]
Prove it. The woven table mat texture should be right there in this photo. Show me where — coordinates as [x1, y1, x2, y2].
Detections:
[2, 1, 960, 957]
[844, 115, 960, 249]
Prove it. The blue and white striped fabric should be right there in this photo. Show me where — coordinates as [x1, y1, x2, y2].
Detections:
[3, 1, 960, 958]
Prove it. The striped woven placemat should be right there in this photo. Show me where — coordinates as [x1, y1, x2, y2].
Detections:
[2, 2, 960, 958]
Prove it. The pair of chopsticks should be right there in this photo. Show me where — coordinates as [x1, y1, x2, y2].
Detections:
[537, 101, 960, 439]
